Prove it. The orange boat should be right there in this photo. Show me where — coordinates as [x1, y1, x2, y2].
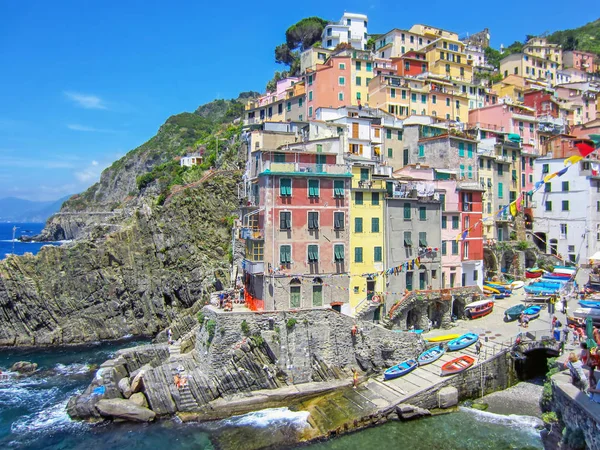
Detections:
[441, 355, 475, 376]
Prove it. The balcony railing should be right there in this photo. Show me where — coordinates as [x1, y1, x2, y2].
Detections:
[259, 161, 351, 176]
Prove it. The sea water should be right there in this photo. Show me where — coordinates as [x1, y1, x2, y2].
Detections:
[0, 223, 62, 259]
[0, 340, 543, 450]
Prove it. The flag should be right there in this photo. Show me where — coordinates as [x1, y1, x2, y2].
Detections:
[556, 167, 569, 177]
[461, 230, 469, 241]
[589, 134, 600, 148]
[564, 155, 583, 166]
[534, 181, 544, 191]
[509, 201, 518, 217]
[544, 172, 558, 183]
[516, 194, 524, 212]
[575, 140, 596, 158]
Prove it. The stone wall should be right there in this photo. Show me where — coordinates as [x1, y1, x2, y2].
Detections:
[550, 372, 600, 450]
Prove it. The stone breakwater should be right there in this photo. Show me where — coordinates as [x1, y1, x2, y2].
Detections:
[67, 307, 423, 422]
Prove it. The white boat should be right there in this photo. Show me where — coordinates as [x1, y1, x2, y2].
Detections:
[573, 308, 600, 320]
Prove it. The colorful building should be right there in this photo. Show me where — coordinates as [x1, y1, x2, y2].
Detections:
[322, 12, 368, 50]
[422, 38, 473, 82]
[244, 78, 306, 125]
[562, 50, 596, 74]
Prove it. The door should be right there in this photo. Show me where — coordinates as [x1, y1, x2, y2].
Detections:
[419, 271, 426, 290]
[450, 273, 456, 288]
[366, 280, 375, 300]
[316, 154, 326, 173]
[462, 273, 466, 287]
[290, 285, 301, 308]
[312, 285, 323, 307]
[373, 306, 381, 322]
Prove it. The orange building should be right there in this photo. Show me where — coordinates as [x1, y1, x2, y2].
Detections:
[305, 56, 352, 119]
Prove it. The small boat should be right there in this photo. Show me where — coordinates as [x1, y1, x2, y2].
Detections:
[483, 286, 500, 294]
[505, 304, 527, 322]
[441, 355, 475, 376]
[464, 300, 494, 319]
[523, 305, 542, 320]
[526, 270, 543, 279]
[494, 293, 509, 300]
[417, 346, 445, 366]
[426, 333, 461, 343]
[553, 266, 576, 275]
[447, 333, 479, 351]
[384, 359, 418, 381]
[511, 281, 525, 290]
[579, 300, 600, 309]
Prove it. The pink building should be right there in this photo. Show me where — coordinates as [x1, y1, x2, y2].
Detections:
[563, 51, 596, 74]
[468, 103, 539, 154]
[556, 84, 598, 125]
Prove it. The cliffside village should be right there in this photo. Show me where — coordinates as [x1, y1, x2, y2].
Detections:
[217, 12, 600, 326]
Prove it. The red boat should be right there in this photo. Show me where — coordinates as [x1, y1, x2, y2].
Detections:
[464, 300, 494, 319]
[441, 355, 475, 376]
[525, 270, 543, 279]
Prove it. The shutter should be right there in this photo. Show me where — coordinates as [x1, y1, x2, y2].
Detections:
[335, 245, 344, 261]
[419, 232, 427, 247]
[374, 246, 382, 262]
[352, 122, 359, 138]
[404, 232, 412, 247]
[280, 213, 286, 229]
[334, 212, 343, 229]
[285, 212, 291, 229]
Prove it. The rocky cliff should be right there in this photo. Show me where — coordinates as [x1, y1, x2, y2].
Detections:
[0, 172, 240, 346]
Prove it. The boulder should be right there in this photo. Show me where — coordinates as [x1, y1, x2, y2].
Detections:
[10, 361, 38, 374]
[438, 386, 458, 409]
[130, 370, 145, 393]
[118, 377, 132, 399]
[96, 398, 155, 422]
[129, 392, 149, 408]
[395, 403, 431, 421]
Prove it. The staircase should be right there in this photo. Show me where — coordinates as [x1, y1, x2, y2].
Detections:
[170, 365, 198, 411]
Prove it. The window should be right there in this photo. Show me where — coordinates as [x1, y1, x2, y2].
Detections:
[286, 101, 291, 112]
[419, 232, 427, 247]
[334, 211, 344, 230]
[299, 97, 303, 107]
[560, 223, 567, 239]
[419, 206, 426, 220]
[366, 62, 372, 72]
[545, 201, 552, 211]
[280, 245, 291, 264]
[446, 98, 450, 107]
[371, 217, 380, 233]
[374, 246, 382, 262]
[442, 216, 447, 228]
[562, 181, 569, 192]
[308, 212, 319, 229]
[388, 148, 393, 158]
[459, 164, 465, 178]
[452, 216, 459, 229]
[542, 164, 549, 174]
[339, 63, 345, 70]
[309, 106, 313, 117]
[339, 77, 345, 85]
[440, 193, 446, 211]
[498, 182, 503, 199]
[334, 180, 344, 197]
[406, 272, 413, 291]
[432, 95, 437, 104]
[467, 144, 473, 158]
[545, 183, 551, 193]
[280, 211, 291, 230]
[498, 164, 503, 175]
[403, 203, 411, 219]
[403, 148, 409, 165]
[355, 191, 363, 205]
[308, 245, 319, 262]
[280, 178, 292, 196]
[334, 244, 344, 261]
[274, 153, 286, 163]
[404, 231, 412, 247]
[421, 94, 426, 104]
[397, 130, 402, 140]
[402, 90, 406, 99]
[308, 75, 313, 86]
[360, 168, 369, 181]
[355, 217, 363, 233]
[372, 192, 380, 206]
[356, 61, 361, 70]
[386, 129, 392, 139]
[452, 240, 459, 255]
[411, 93, 417, 102]
[308, 91, 313, 101]
[338, 92, 344, 101]
[355, 247, 363, 263]
[356, 76, 361, 86]
[308, 179, 320, 197]
[562, 200, 569, 211]
[442, 241, 447, 255]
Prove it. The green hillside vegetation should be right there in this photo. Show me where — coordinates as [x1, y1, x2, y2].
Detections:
[547, 18, 600, 55]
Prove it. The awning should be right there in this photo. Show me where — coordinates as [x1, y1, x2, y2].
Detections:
[589, 251, 600, 261]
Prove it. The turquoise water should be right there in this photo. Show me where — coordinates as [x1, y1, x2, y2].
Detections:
[0, 339, 543, 450]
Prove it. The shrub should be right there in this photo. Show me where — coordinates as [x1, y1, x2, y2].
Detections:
[156, 193, 167, 206]
[241, 319, 250, 335]
[251, 334, 264, 347]
[562, 428, 586, 450]
[206, 319, 217, 345]
[274, 325, 280, 334]
[542, 411, 558, 424]
[516, 240, 529, 250]
[197, 311, 205, 326]
[286, 318, 297, 329]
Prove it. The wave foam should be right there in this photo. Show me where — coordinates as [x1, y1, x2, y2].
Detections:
[10, 398, 85, 436]
[223, 407, 310, 429]
[54, 363, 92, 376]
[461, 406, 544, 432]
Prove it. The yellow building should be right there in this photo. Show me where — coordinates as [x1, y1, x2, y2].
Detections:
[349, 164, 386, 316]
[500, 38, 562, 84]
[423, 38, 473, 82]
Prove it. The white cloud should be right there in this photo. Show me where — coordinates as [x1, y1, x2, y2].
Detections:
[92, 160, 98, 166]
[66, 123, 117, 133]
[75, 159, 106, 182]
[64, 91, 108, 110]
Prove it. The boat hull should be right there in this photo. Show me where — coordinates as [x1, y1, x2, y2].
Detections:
[441, 355, 475, 376]
[505, 305, 526, 321]
[526, 271, 543, 279]
[426, 334, 461, 343]
[384, 359, 418, 381]
[417, 347, 445, 366]
[447, 333, 479, 351]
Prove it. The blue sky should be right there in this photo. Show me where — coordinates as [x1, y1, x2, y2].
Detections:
[1, 0, 598, 201]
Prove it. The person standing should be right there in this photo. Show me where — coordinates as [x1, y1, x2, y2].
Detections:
[475, 340, 482, 356]
[352, 368, 359, 389]
[167, 328, 173, 345]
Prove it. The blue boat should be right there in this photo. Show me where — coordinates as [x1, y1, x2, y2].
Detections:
[523, 305, 541, 319]
[417, 346, 445, 366]
[447, 333, 479, 351]
[383, 359, 418, 380]
[579, 300, 600, 309]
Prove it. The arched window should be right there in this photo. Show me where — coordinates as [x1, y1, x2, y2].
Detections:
[312, 277, 323, 307]
[290, 278, 301, 308]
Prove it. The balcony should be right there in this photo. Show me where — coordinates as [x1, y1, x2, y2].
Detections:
[240, 228, 264, 240]
[242, 259, 264, 275]
[373, 165, 393, 177]
[259, 161, 351, 176]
